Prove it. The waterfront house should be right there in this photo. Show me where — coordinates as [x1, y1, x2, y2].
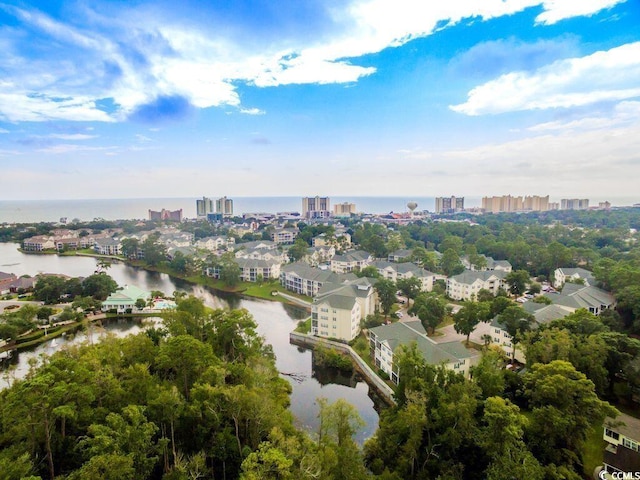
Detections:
[368, 321, 478, 384]
[206, 258, 281, 282]
[311, 278, 377, 342]
[101, 285, 151, 314]
[280, 262, 354, 297]
[94, 238, 122, 256]
[22, 235, 56, 251]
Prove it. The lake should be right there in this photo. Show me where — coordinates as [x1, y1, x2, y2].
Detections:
[0, 243, 381, 443]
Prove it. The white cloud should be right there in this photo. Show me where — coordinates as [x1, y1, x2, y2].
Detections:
[36, 144, 116, 154]
[528, 101, 640, 131]
[451, 42, 640, 115]
[0, 93, 113, 122]
[47, 133, 97, 140]
[0, 0, 628, 122]
[535, 0, 624, 25]
[240, 108, 266, 115]
[0, 128, 8, 133]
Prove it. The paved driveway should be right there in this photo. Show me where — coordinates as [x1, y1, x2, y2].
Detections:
[431, 321, 493, 344]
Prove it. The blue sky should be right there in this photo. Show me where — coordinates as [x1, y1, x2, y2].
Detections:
[1, 0, 639, 201]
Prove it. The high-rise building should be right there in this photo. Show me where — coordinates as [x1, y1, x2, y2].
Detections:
[434, 196, 464, 214]
[196, 196, 215, 218]
[481, 195, 549, 213]
[561, 199, 589, 210]
[302, 196, 331, 219]
[148, 209, 183, 221]
[523, 195, 550, 211]
[333, 202, 356, 217]
[216, 196, 233, 217]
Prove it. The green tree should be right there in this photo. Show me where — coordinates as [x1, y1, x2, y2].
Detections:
[141, 235, 167, 267]
[36, 305, 55, 320]
[374, 279, 397, 316]
[453, 301, 490, 345]
[439, 236, 463, 255]
[72, 295, 102, 312]
[78, 405, 159, 480]
[505, 269, 530, 297]
[64, 277, 84, 299]
[615, 284, 640, 331]
[33, 275, 66, 304]
[497, 305, 535, 361]
[396, 277, 422, 308]
[82, 273, 118, 300]
[287, 239, 309, 263]
[410, 247, 439, 272]
[409, 293, 449, 334]
[317, 398, 367, 480]
[440, 248, 464, 277]
[480, 397, 544, 480]
[219, 253, 241, 287]
[471, 349, 507, 398]
[121, 237, 140, 258]
[524, 361, 618, 472]
[356, 265, 381, 279]
[156, 335, 215, 399]
[488, 297, 514, 318]
[169, 251, 189, 274]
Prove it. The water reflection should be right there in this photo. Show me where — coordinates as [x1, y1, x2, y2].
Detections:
[0, 317, 155, 389]
[0, 243, 380, 442]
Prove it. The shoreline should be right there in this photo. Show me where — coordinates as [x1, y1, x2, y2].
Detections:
[17, 248, 313, 310]
[0, 313, 156, 355]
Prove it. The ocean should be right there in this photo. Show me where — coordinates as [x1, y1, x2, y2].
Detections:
[0, 196, 637, 223]
[0, 197, 453, 223]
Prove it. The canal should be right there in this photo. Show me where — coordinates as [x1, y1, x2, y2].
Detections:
[0, 243, 381, 443]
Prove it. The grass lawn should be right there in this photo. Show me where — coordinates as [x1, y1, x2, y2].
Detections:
[59, 248, 96, 256]
[583, 424, 604, 477]
[295, 318, 311, 333]
[439, 315, 455, 327]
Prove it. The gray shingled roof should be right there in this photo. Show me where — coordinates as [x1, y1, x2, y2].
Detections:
[372, 260, 435, 277]
[282, 262, 347, 283]
[316, 277, 375, 299]
[544, 283, 614, 310]
[523, 302, 569, 324]
[314, 294, 357, 310]
[557, 267, 595, 284]
[450, 269, 506, 284]
[369, 321, 475, 365]
[332, 250, 371, 263]
[235, 258, 279, 268]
